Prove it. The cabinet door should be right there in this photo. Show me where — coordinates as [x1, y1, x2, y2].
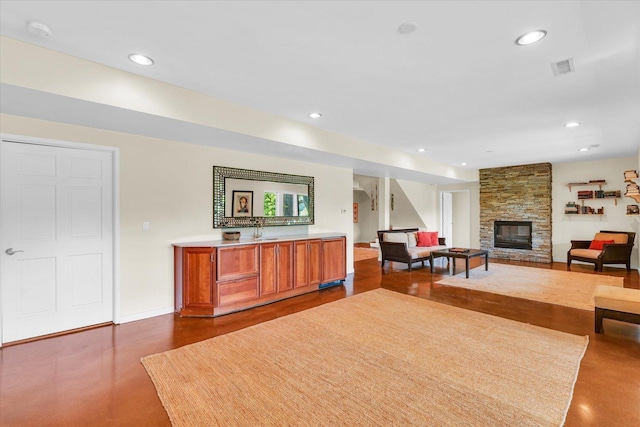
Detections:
[294, 241, 310, 288]
[294, 239, 322, 288]
[260, 243, 277, 296]
[322, 237, 346, 283]
[180, 247, 215, 316]
[217, 276, 259, 307]
[308, 240, 322, 286]
[261, 242, 293, 295]
[277, 241, 294, 292]
[217, 245, 259, 281]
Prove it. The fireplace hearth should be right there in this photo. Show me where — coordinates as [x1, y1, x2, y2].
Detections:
[494, 221, 532, 250]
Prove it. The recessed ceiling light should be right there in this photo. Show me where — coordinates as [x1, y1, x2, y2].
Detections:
[398, 22, 418, 35]
[461, 162, 467, 166]
[308, 112, 322, 119]
[417, 148, 426, 153]
[564, 122, 581, 128]
[128, 53, 154, 66]
[515, 30, 547, 46]
[578, 147, 590, 152]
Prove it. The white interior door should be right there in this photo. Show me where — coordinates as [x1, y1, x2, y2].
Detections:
[441, 192, 453, 246]
[1, 140, 114, 343]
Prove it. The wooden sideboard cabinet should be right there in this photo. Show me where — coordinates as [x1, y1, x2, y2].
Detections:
[174, 234, 346, 317]
[174, 246, 216, 317]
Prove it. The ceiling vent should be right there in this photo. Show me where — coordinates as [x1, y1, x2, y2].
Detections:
[551, 58, 575, 76]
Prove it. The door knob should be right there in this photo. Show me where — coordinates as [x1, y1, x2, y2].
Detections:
[5, 248, 24, 255]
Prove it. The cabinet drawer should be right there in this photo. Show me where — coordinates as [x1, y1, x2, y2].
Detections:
[217, 245, 259, 281]
[217, 276, 259, 307]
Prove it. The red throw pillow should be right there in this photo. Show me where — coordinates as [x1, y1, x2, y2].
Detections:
[426, 231, 439, 246]
[417, 231, 431, 247]
[588, 240, 615, 250]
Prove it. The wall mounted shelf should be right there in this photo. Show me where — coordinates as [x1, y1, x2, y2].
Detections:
[567, 181, 606, 192]
[567, 180, 620, 207]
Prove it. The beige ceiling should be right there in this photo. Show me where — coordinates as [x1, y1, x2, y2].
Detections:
[1, 1, 639, 182]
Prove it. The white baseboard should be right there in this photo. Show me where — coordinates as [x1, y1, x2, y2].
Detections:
[116, 306, 174, 324]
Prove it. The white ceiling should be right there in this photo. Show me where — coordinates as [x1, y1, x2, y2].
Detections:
[1, 1, 639, 182]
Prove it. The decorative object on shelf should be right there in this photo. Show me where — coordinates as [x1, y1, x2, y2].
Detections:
[626, 205, 639, 215]
[222, 231, 241, 240]
[595, 190, 621, 198]
[577, 190, 594, 199]
[565, 202, 578, 214]
[581, 205, 601, 215]
[624, 170, 640, 203]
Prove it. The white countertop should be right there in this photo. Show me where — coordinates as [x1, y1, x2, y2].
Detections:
[173, 233, 346, 248]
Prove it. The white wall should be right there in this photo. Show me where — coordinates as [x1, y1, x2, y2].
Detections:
[452, 191, 471, 247]
[436, 182, 481, 249]
[392, 179, 438, 229]
[389, 180, 427, 229]
[0, 114, 354, 321]
[553, 157, 638, 267]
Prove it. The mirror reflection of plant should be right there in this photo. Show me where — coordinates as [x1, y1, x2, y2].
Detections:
[264, 192, 276, 217]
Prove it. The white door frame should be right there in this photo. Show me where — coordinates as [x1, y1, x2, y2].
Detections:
[439, 189, 472, 247]
[441, 192, 453, 244]
[0, 133, 120, 346]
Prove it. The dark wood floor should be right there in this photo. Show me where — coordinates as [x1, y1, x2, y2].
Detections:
[1, 255, 639, 426]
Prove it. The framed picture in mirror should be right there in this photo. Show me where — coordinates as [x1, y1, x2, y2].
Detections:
[232, 191, 253, 217]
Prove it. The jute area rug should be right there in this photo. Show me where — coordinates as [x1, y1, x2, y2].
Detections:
[142, 289, 588, 426]
[354, 246, 378, 261]
[436, 263, 623, 311]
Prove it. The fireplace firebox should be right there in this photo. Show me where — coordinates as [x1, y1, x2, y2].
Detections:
[494, 221, 532, 250]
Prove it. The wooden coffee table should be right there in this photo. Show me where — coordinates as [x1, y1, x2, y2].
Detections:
[430, 248, 489, 278]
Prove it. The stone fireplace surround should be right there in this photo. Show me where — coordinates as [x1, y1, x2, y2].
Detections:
[479, 163, 552, 263]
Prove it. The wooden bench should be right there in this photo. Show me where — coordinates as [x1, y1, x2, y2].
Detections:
[594, 285, 640, 333]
